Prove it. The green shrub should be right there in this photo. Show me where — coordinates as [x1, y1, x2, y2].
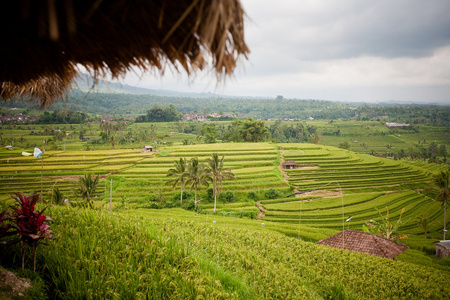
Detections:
[265, 188, 278, 199]
[205, 188, 214, 202]
[171, 191, 192, 202]
[182, 199, 196, 211]
[220, 191, 236, 203]
[162, 201, 179, 208]
[146, 202, 161, 209]
[438, 257, 450, 266]
[146, 194, 157, 202]
[247, 190, 258, 200]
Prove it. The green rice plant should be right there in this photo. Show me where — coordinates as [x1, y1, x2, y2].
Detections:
[37, 207, 450, 299]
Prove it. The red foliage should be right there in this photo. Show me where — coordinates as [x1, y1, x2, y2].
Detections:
[8, 193, 54, 270]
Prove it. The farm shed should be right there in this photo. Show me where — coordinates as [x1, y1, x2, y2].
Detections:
[316, 230, 408, 259]
[435, 240, 450, 258]
[282, 160, 299, 170]
[385, 122, 410, 128]
[0, 0, 249, 105]
[144, 146, 153, 152]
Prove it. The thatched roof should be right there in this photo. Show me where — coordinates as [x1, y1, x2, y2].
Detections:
[282, 160, 299, 166]
[316, 229, 408, 259]
[0, 0, 249, 106]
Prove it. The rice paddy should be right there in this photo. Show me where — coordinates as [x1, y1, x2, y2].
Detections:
[0, 121, 449, 299]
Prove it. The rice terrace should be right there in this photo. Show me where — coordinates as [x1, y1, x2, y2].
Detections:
[0, 118, 449, 299]
[1, 0, 450, 299]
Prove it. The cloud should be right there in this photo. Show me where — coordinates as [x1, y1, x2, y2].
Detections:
[244, 0, 450, 61]
[119, 0, 450, 103]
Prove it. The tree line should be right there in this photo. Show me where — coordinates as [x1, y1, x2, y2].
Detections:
[4, 89, 449, 125]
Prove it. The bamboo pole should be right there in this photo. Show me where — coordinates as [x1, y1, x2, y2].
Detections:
[110, 178, 113, 212]
[41, 139, 45, 200]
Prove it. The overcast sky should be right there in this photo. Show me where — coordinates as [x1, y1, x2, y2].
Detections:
[119, 0, 450, 104]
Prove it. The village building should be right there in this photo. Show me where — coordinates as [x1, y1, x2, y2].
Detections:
[144, 145, 153, 152]
[282, 160, 299, 170]
[182, 113, 208, 122]
[385, 122, 410, 128]
[435, 240, 450, 258]
[316, 229, 408, 259]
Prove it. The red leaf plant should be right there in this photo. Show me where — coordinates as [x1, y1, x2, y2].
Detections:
[8, 193, 54, 271]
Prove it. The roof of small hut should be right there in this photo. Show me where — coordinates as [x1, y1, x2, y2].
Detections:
[435, 240, 450, 249]
[282, 160, 299, 166]
[316, 229, 408, 259]
[0, 0, 249, 106]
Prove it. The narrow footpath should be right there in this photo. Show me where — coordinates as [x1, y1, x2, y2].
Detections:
[255, 148, 299, 220]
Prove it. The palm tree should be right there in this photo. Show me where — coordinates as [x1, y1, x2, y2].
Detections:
[167, 158, 187, 205]
[52, 186, 65, 205]
[431, 170, 449, 239]
[185, 158, 209, 209]
[78, 174, 99, 208]
[206, 153, 235, 214]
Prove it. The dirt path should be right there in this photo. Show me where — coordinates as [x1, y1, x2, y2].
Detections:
[255, 149, 297, 219]
[0, 267, 31, 299]
[255, 201, 266, 219]
[278, 150, 290, 183]
[277, 150, 300, 196]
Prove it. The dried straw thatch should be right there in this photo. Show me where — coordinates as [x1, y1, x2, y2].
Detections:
[316, 229, 409, 259]
[0, 0, 249, 106]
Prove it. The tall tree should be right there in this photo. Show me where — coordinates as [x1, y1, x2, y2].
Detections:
[186, 158, 209, 209]
[201, 125, 218, 143]
[166, 158, 187, 205]
[430, 170, 449, 239]
[78, 174, 99, 208]
[206, 153, 235, 213]
[237, 118, 270, 142]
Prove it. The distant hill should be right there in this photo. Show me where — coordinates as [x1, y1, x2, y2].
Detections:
[1, 74, 449, 125]
[74, 73, 222, 98]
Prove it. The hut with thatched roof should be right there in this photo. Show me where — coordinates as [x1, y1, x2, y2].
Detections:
[1, 0, 249, 106]
[316, 229, 408, 259]
[435, 240, 450, 258]
[282, 160, 299, 170]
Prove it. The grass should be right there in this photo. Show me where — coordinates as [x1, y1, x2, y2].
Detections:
[7, 206, 445, 299]
[1, 121, 449, 298]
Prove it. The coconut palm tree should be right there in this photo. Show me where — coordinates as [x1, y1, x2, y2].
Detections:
[167, 158, 187, 205]
[186, 158, 209, 209]
[78, 174, 99, 208]
[52, 186, 65, 205]
[431, 170, 449, 239]
[206, 153, 235, 213]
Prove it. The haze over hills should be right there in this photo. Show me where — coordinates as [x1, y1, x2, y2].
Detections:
[74, 74, 449, 106]
[1, 74, 449, 124]
[74, 73, 225, 98]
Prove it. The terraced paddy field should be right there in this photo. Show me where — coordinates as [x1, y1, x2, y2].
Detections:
[280, 144, 430, 190]
[1, 141, 449, 299]
[0, 143, 447, 241]
[0, 148, 154, 200]
[0, 143, 288, 203]
[112, 143, 287, 201]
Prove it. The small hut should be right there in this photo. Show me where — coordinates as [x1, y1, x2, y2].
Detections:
[316, 229, 408, 259]
[282, 160, 299, 170]
[435, 240, 450, 258]
[144, 146, 153, 152]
